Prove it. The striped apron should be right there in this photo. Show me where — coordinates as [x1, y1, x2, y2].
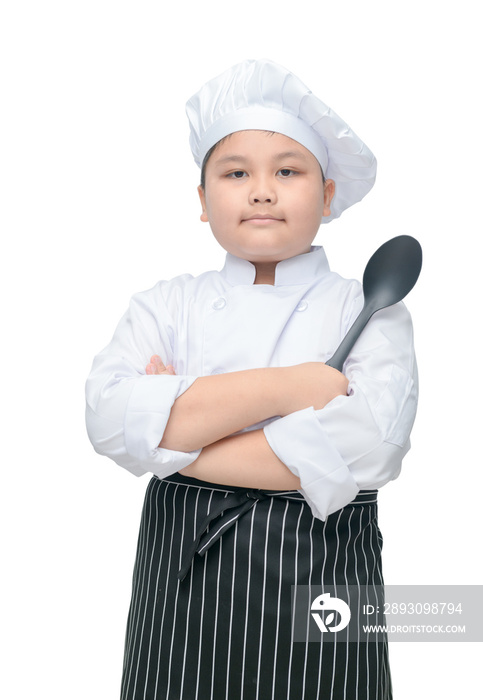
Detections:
[120, 474, 392, 700]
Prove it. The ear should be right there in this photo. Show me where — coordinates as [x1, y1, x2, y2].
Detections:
[322, 179, 336, 217]
[197, 185, 209, 223]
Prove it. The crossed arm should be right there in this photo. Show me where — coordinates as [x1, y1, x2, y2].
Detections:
[146, 355, 349, 489]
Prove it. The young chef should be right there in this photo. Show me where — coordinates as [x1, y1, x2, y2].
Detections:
[86, 59, 418, 699]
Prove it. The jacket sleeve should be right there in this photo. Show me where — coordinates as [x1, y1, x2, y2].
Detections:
[264, 300, 418, 521]
[85, 284, 201, 477]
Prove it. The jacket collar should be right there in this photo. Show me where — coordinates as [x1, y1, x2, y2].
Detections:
[221, 246, 331, 287]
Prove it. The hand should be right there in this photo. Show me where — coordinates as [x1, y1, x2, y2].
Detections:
[280, 362, 348, 415]
[145, 355, 176, 376]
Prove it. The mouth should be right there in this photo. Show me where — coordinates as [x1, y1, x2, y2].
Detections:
[242, 214, 284, 223]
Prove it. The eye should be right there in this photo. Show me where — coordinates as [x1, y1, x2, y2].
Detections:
[278, 168, 296, 177]
[227, 170, 247, 179]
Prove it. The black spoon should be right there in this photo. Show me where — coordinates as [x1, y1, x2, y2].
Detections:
[325, 235, 422, 372]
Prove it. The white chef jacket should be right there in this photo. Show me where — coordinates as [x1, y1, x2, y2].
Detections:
[85, 246, 418, 521]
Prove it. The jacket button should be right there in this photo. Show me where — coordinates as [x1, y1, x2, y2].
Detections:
[296, 300, 308, 312]
[212, 297, 226, 310]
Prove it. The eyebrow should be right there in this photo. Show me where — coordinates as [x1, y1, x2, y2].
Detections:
[215, 155, 249, 165]
[214, 150, 309, 165]
[275, 150, 309, 161]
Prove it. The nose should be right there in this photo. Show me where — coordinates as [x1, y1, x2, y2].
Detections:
[249, 177, 277, 205]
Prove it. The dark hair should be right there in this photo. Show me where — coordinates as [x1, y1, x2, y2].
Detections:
[199, 132, 326, 189]
[200, 134, 235, 189]
[200, 142, 220, 190]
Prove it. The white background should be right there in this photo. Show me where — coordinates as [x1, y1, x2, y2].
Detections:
[2, 0, 481, 697]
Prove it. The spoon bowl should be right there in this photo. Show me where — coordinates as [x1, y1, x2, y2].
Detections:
[326, 235, 422, 372]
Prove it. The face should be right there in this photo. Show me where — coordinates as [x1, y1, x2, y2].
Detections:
[198, 130, 335, 266]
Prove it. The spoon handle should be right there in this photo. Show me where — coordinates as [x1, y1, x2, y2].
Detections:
[325, 305, 376, 372]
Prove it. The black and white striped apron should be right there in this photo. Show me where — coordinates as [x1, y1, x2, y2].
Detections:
[120, 473, 392, 700]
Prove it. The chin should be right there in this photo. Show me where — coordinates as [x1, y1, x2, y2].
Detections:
[241, 252, 286, 263]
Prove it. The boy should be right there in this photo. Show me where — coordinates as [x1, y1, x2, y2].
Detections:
[86, 59, 417, 699]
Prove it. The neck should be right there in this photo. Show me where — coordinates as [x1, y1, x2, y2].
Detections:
[253, 261, 278, 285]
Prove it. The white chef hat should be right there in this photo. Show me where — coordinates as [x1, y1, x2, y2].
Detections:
[186, 59, 377, 223]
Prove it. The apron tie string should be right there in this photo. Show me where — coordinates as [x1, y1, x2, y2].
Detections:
[178, 489, 267, 581]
